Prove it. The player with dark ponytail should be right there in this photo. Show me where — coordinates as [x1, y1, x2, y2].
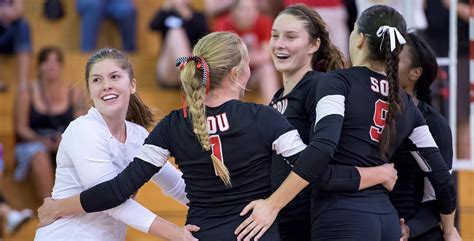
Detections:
[236, 5, 458, 241]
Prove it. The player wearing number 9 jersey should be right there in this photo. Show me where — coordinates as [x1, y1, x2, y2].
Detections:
[234, 5, 457, 241]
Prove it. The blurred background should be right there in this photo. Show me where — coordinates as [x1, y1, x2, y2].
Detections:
[0, 0, 472, 240]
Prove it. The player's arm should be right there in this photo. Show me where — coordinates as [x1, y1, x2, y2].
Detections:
[318, 163, 398, 192]
[302, 73, 395, 192]
[235, 72, 348, 240]
[408, 107, 457, 236]
[404, 200, 440, 238]
[36, 120, 167, 234]
[404, 108, 455, 238]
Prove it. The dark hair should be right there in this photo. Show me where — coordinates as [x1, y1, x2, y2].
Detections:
[405, 33, 438, 105]
[357, 5, 407, 157]
[85, 47, 154, 129]
[38, 46, 64, 66]
[280, 3, 346, 72]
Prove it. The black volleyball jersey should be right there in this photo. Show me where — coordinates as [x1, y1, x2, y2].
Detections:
[79, 100, 307, 216]
[269, 71, 319, 221]
[270, 71, 362, 220]
[390, 101, 453, 236]
[292, 67, 456, 214]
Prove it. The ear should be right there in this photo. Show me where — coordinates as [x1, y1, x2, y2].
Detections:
[308, 38, 321, 55]
[409, 67, 422, 82]
[356, 32, 365, 49]
[230, 66, 240, 79]
[130, 78, 137, 94]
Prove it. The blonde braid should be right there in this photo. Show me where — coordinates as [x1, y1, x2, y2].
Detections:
[181, 51, 231, 187]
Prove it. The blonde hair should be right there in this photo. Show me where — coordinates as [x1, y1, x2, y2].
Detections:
[180, 32, 247, 187]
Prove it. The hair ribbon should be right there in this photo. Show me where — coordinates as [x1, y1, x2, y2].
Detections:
[376, 25, 406, 52]
[176, 55, 211, 118]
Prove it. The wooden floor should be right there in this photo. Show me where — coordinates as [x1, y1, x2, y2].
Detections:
[1, 0, 474, 240]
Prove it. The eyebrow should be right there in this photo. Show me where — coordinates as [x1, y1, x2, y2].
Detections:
[272, 29, 299, 34]
[91, 70, 120, 77]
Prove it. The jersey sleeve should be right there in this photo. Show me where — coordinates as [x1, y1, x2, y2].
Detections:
[79, 115, 175, 213]
[63, 120, 156, 233]
[318, 165, 361, 191]
[425, 111, 453, 169]
[255, 106, 306, 157]
[405, 200, 441, 238]
[150, 162, 189, 205]
[293, 72, 349, 183]
[407, 108, 456, 214]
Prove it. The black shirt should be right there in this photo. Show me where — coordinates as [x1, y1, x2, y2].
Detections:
[390, 101, 453, 237]
[80, 100, 307, 231]
[149, 9, 209, 47]
[293, 67, 456, 215]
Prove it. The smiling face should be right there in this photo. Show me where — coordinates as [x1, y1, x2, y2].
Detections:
[270, 13, 318, 75]
[87, 59, 136, 120]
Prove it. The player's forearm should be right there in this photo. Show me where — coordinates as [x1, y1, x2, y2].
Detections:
[356, 166, 385, 190]
[148, 216, 181, 239]
[440, 211, 457, 235]
[267, 171, 309, 209]
[56, 195, 85, 217]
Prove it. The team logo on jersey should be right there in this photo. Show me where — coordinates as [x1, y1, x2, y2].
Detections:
[370, 77, 389, 97]
[207, 113, 230, 134]
[272, 99, 288, 114]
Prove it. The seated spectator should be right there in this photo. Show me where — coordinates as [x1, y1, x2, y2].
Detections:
[214, 0, 279, 103]
[76, 0, 136, 52]
[0, 145, 32, 235]
[204, 0, 279, 18]
[0, 0, 32, 90]
[149, 0, 209, 88]
[14, 47, 86, 200]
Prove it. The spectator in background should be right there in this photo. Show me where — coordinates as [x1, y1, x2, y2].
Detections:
[0, 144, 33, 236]
[14, 46, 85, 200]
[214, 0, 279, 103]
[76, 0, 136, 52]
[283, 0, 350, 60]
[0, 0, 32, 91]
[204, 0, 235, 17]
[149, 0, 209, 89]
[204, 0, 279, 18]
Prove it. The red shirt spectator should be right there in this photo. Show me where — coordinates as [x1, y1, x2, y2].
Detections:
[213, 14, 272, 51]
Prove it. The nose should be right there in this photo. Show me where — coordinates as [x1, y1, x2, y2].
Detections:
[102, 79, 113, 91]
[271, 37, 284, 50]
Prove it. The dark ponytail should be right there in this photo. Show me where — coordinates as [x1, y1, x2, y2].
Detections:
[127, 93, 154, 129]
[357, 5, 407, 157]
[379, 38, 402, 157]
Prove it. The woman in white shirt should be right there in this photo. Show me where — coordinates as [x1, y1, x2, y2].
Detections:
[34, 47, 198, 241]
